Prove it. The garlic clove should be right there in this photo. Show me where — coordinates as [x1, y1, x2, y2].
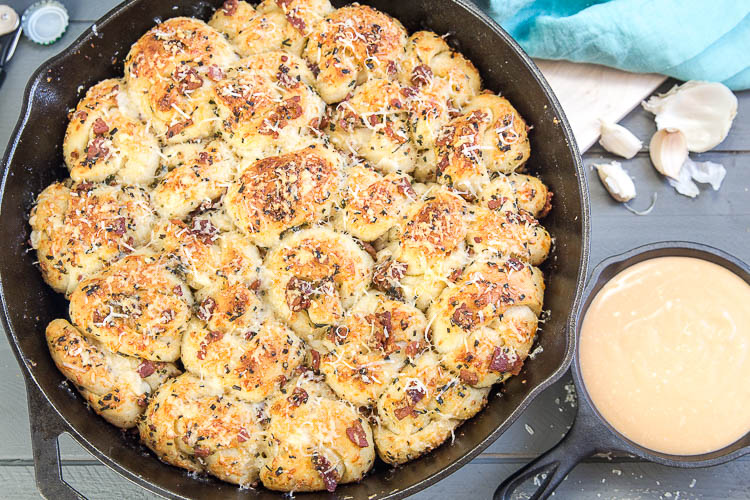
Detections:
[642, 81, 737, 153]
[594, 161, 636, 202]
[598, 120, 642, 159]
[649, 128, 688, 179]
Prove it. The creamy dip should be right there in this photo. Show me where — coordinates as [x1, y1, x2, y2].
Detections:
[579, 256, 750, 455]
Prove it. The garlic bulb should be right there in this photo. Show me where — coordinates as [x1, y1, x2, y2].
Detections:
[642, 81, 737, 152]
[598, 121, 642, 159]
[594, 161, 636, 202]
[649, 129, 688, 179]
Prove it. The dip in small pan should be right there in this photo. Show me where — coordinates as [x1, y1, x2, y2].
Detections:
[580, 256, 750, 456]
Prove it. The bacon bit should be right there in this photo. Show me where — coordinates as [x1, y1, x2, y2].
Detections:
[276, 69, 299, 89]
[387, 60, 398, 75]
[286, 277, 313, 312]
[109, 217, 127, 236]
[74, 181, 94, 193]
[207, 330, 224, 342]
[197, 152, 210, 165]
[70, 151, 79, 160]
[136, 395, 148, 407]
[406, 385, 426, 404]
[394, 404, 416, 420]
[505, 258, 525, 272]
[176, 67, 203, 91]
[539, 191, 553, 218]
[411, 64, 433, 87]
[474, 236, 482, 243]
[489, 347, 523, 375]
[92, 309, 105, 324]
[249, 279, 261, 291]
[92, 118, 109, 135]
[487, 197, 508, 210]
[310, 349, 321, 371]
[360, 240, 377, 259]
[237, 427, 250, 443]
[188, 218, 218, 244]
[86, 137, 109, 161]
[452, 303, 475, 330]
[277, 374, 288, 386]
[197, 297, 216, 321]
[400, 86, 418, 98]
[372, 259, 407, 297]
[308, 62, 320, 77]
[405, 340, 424, 357]
[286, 14, 306, 32]
[74, 110, 88, 122]
[396, 177, 416, 198]
[288, 387, 309, 407]
[346, 420, 369, 448]
[448, 268, 463, 283]
[166, 119, 192, 139]
[389, 98, 402, 110]
[137, 360, 156, 378]
[367, 114, 380, 127]
[173, 285, 183, 296]
[206, 65, 224, 81]
[435, 154, 450, 176]
[312, 454, 338, 492]
[459, 369, 479, 385]
[194, 446, 211, 458]
[259, 96, 304, 137]
[222, 0, 238, 15]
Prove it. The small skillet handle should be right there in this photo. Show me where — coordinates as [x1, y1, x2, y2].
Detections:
[494, 397, 617, 500]
[25, 378, 85, 500]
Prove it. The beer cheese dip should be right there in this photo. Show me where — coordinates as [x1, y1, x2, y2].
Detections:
[580, 256, 750, 455]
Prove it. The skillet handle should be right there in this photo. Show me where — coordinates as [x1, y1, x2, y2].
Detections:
[25, 379, 85, 500]
[494, 398, 611, 500]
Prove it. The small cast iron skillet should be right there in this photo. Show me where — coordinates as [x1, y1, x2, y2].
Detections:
[495, 241, 750, 500]
[0, 0, 589, 498]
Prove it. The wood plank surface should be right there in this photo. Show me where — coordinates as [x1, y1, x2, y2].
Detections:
[1, 1, 749, 499]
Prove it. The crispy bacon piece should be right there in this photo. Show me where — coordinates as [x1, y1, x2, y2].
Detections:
[312, 453, 338, 492]
[166, 119, 193, 139]
[487, 197, 508, 210]
[189, 218, 218, 244]
[222, 0, 238, 15]
[406, 385, 426, 404]
[394, 404, 416, 420]
[92, 118, 109, 135]
[411, 64, 433, 87]
[197, 297, 216, 322]
[86, 137, 109, 161]
[310, 349, 321, 371]
[539, 191, 553, 218]
[489, 347, 524, 375]
[345, 420, 369, 448]
[452, 303, 475, 330]
[109, 217, 127, 236]
[194, 446, 211, 458]
[505, 258, 525, 272]
[372, 259, 407, 297]
[287, 387, 309, 407]
[206, 64, 225, 82]
[137, 360, 156, 378]
[286, 277, 313, 312]
[459, 369, 479, 385]
[396, 177, 416, 198]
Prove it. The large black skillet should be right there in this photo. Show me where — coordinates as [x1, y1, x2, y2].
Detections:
[0, 0, 589, 498]
[495, 241, 750, 500]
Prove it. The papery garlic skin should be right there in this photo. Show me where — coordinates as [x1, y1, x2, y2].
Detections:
[668, 157, 727, 198]
[594, 161, 636, 202]
[642, 81, 737, 153]
[598, 121, 642, 159]
[650, 128, 688, 179]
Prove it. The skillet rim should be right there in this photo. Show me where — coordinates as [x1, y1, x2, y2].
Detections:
[0, 0, 590, 497]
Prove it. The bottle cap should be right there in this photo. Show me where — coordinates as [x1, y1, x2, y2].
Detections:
[22, 0, 68, 45]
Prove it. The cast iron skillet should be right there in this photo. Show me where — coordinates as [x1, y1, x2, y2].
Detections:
[0, 0, 589, 498]
[495, 241, 750, 500]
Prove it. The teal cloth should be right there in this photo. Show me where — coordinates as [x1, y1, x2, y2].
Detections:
[479, 0, 750, 90]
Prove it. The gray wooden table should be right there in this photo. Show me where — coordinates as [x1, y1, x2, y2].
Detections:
[1, 1, 749, 498]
